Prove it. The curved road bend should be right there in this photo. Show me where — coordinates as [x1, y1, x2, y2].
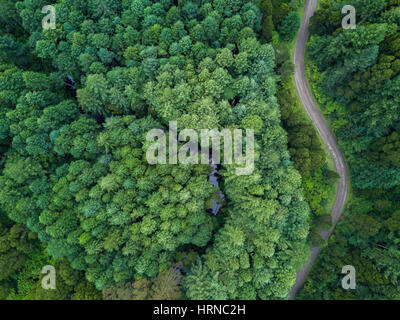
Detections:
[288, 0, 349, 300]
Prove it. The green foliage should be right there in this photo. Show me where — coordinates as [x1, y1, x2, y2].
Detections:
[103, 267, 182, 300]
[273, 27, 336, 247]
[299, 189, 400, 300]
[0, 0, 311, 300]
[277, 11, 300, 41]
[300, 0, 400, 300]
[7, 255, 102, 300]
[261, 15, 274, 41]
[0, 214, 36, 298]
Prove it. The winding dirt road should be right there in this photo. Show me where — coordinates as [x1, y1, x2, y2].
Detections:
[288, 0, 349, 300]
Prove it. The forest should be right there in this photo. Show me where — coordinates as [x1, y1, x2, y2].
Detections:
[298, 0, 400, 299]
[2, 0, 396, 301]
[0, 0, 314, 300]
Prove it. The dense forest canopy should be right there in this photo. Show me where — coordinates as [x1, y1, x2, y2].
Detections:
[0, 0, 311, 299]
